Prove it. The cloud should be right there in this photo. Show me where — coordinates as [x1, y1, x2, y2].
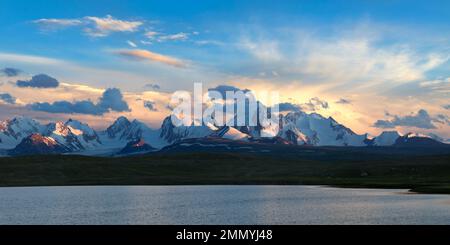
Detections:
[114, 49, 187, 68]
[29, 100, 102, 115]
[97, 88, 130, 112]
[419, 77, 450, 94]
[1, 67, 21, 77]
[335, 98, 352, 104]
[0, 52, 170, 89]
[144, 31, 190, 42]
[0, 93, 16, 104]
[277, 102, 302, 112]
[208, 85, 251, 98]
[144, 83, 160, 91]
[127, 40, 137, 48]
[32, 15, 142, 37]
[301, 97, 329, 111]
[83, 15, 142, 37]
[195, 40, 225, 46]
[292, 34, 449, 91]
[145, 31, 158, 38]
[240, 38, 282, 62]
[88, 15, 142, 37]
[165, 103, 175, 111]
[140, 40, 153, 45]
[435, 114, 450, 126]
[232, 24, 448, 98]
[84, 15, 143, 37]
[0, 79, 172, 128]
[16, 74, 59, 88]
[144, 31, 158, 40]
[158, 32, 189, 42]
[143, 100, 157, 111]
[33, 18, 83, 31]
[373, 109, 437, 129]
[0, 52, 61, 65]
[29, 88, 130, 115]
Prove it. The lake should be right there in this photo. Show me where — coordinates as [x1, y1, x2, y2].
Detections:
[0, 185, 449, 225]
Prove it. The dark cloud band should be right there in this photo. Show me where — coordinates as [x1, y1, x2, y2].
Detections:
[373, 109, 437, 129]
[17, 74, 59, 88]
[29, 88, 129, 115]
[0, 93, 16, 104]
[143, 100, 158, 111]
[1, 67, 21, 77]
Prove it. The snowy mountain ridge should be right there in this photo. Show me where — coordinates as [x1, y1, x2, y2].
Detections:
[0, 111, 448, 156]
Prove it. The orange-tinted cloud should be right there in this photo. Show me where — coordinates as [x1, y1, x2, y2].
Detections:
[114, 49, 187, 68]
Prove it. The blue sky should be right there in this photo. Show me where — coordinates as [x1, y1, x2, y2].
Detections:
[0, 0, 449, 137]
[1, 0, 448, 70]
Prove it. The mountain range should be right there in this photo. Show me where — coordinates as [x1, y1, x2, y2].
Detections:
[0, 110, 449, 156]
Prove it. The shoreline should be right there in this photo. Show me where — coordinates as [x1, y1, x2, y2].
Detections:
[0, 181, 447, 195]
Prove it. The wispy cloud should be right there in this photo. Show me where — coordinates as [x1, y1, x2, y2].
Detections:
[419, 77, 450, 94]
[335, 98, 352, 104]
[297, 38, 448, 89]
[157, 32, 189, 42]
[234, 24, 449, 96]
[300, 97, 329, 111]
[83, 15, 143, 37]
[0, 52, 61, 65]
[144, 31, 159, 39]
[113, 49, 187, 68]
[144, 83, 161, 91]
[140, 40, 153, 45]
[144, 31, 191, 42]
[127, 40, 138, 48]
[240, 38, 282, 62]
[195, 40, 225, 46]
[32, 15, 142, 37]
[0, 51, 213, 96]
[435, 114, 450, 126]
[33, 18, 82, 31]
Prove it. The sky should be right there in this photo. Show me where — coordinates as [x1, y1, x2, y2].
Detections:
[0, 0, 449, 138]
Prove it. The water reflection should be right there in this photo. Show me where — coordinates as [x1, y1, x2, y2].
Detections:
[0, 186, 449, 224]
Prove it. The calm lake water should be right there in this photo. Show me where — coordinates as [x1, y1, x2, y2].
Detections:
[0, 185, 449, 225]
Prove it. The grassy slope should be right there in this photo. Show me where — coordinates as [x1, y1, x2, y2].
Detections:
[0, 152, 450, 194]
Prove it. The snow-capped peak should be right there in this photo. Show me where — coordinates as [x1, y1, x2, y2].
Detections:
[373, 131, 401, 146]
[280, 111, 366, 146]
[159, 115, 216, 143]
[65, 119, 96, 137]
[49, 121, 71, 136]
[8, 133, 70, 156]
[0, 117, 43, 149]
[106, 116, 131, 138]
[40, 119, 102, 152]
[213, 126, 250, 141]
[1, 116, 42, 135]
[28, 133, 58, 146]
[404, 132, 430, 138]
